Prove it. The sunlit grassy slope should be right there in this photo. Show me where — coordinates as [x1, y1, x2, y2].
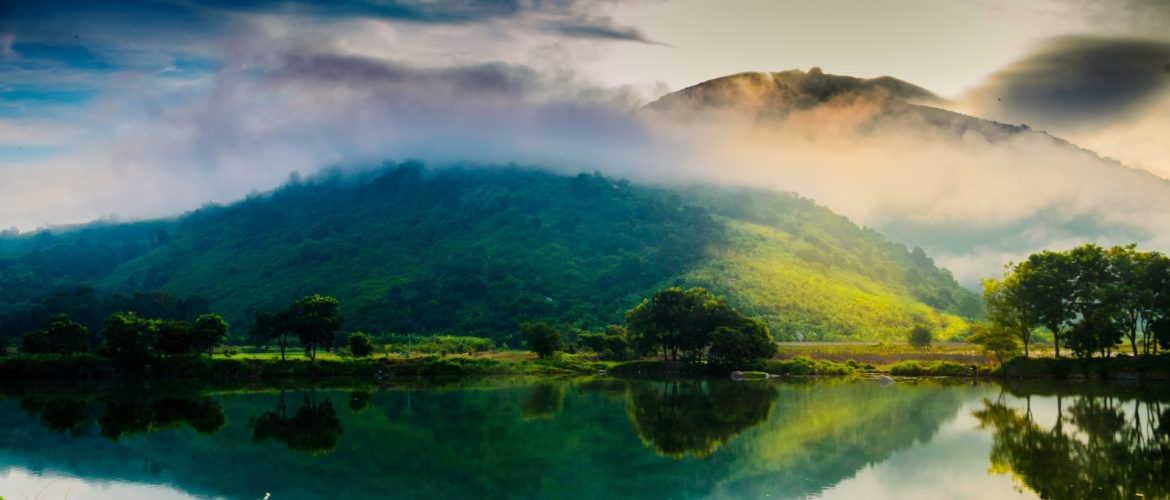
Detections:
[688, 219, 969, 341]
[0, 164, 979, 342]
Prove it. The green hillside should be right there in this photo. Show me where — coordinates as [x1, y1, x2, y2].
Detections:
[0, 163, 979, 344]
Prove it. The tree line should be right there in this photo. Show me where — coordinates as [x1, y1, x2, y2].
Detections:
[982, 244, 1170, 359]
[522, 287, 778, 370]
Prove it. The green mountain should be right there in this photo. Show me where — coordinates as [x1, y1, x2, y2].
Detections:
[0, 163, 979, 344]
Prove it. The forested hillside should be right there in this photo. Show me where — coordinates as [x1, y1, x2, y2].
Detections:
[0, 163, 979, 344]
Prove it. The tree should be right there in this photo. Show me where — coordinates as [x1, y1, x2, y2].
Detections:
[251, 309, 295, 360]
[708, 319, 777, 369]
[521, 322, 562, 358]
[1014, 251, 1076, 358]
[44, 314, 91, 354]
[625, 287, 747, 362]
[983, 276, 1037, 357]
[290, 295, 344, 361]
[20, 330, 51, 354]
[909, 324, 933, 348]
[155, 319, 193, 356]
[101, 312, 156, 363]
[21, 314, 91, 355]
[191, 314, 229, 356]
[967, 323, 1020, 364]
[348, 331, 375, 358]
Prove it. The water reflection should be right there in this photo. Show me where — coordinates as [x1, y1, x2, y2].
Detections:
[18, 391, 225, 440]
[625, 379, 778, 457]
[249, 392, 343, 455]
[521, 383, 566, 420]
[974, 387, 1170, 500]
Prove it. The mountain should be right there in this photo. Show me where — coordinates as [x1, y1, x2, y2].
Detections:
[645, 68, 1170, 286]
[0, 163, 978, 344]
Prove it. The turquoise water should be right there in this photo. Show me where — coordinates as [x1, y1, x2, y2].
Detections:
[0, 378, 1166, 499]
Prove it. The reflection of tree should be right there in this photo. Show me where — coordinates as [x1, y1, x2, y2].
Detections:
[100, 393, 225, 439]
[521, 383, 565, 421]
[974, 392, 1170, 500]
[20, 397, 90, 435]
[625, 380, 778, 458]
[20, 392, 225, 439]
[348, 391, 372, 414]
[249, 393, 343, 455]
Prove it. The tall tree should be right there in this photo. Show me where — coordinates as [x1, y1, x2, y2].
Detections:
[191, 314, 229, 356]
[250, 310, 295, 360]
[290, 295, 344, 361]
[1014, 251, 1075, 358]
[983, 276, 1037, 357]
[101, 312, 156, 363]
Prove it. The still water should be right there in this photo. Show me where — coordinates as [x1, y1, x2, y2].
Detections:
[1, 377, 1167, 499]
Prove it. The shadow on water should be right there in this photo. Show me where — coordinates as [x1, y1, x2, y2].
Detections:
[974, 383, 1170, 500]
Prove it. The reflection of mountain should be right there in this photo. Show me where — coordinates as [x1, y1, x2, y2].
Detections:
[0, 380, 967, 499]
[975, 388, 1170, 499]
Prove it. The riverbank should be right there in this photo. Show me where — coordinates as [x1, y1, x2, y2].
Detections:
[1, 351, 1167, 381]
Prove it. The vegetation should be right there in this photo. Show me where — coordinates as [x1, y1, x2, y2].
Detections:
[986, 244, 1170, 359]
[521, 322, 563, 358]
[0, 164, 978, 346]
[625, 287, 776, 367]
[908, 324, 932, 348]
[347, 332, 374, 358]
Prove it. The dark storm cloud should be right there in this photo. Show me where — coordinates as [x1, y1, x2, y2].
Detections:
[967, 36, 1170, 128]
[549, 18, 663, 44]
[274, 53, 539, 97]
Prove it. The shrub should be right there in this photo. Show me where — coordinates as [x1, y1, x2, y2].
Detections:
[909, 325, 933, 348]
[521, 322, 562, 358]
[348, 332, 375, 358]
[889, 360, 972, 376]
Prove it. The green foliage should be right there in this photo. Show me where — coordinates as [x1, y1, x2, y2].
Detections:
[101, 312, 156, 363]
[966, 323, 1020, 364]
[0, 165, 975, 345]
[626, 287, 763, 363]
[521, 322, 562, 358]
[20, 314, 91, 355]
[995, 243, 1170, 358]
[155, 319, 193, 356]
[763, 356, 856, 376]
[290, 295, 344, 361]
[191, 314, 229, 356]
[348, 332, 374, 358]
[708, 321, 778, 370]
[888, 360, 972, 377]
[908, 324, 933, 348]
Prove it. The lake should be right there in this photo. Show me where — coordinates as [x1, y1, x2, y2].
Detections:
[1, 377, 1167, 499]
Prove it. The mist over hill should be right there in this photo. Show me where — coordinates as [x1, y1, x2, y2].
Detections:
[0, 164, 977, 344]
[642, 68, 1170, 286]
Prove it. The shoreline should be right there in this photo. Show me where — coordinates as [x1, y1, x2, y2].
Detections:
[1, 352, 1169, 382]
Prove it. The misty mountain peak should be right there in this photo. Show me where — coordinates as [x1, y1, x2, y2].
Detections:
[646, 67, 940, 116]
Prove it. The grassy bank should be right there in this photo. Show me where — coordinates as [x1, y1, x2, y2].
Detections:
[3, 348, 1167, 382]
[995, 354, 1170, 381]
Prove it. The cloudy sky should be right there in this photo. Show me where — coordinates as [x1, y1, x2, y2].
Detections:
[3, 0, 1170, 283]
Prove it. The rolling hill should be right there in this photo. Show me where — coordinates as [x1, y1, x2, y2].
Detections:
[0, 163, 978, 344]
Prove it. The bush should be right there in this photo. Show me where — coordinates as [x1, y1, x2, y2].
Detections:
[889, 360, 972, 376]
[348, 332, 375, 358]
[909, 325, 933, 348]
[708, 320, 778, 371]
[521, 322, 562, 358]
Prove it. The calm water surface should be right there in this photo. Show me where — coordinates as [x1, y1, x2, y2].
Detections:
[1, 377, 1167, 499]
